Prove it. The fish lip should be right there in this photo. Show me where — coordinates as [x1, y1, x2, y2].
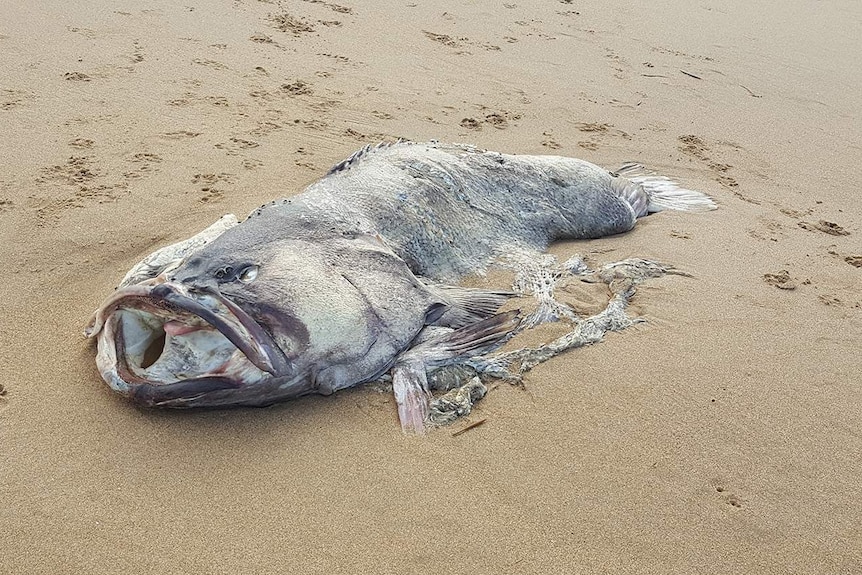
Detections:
[130, 376, 243, 406]
[89, 281, 291, 392]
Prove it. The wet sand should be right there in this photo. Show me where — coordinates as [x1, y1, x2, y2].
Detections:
[2, 1, 861, 573]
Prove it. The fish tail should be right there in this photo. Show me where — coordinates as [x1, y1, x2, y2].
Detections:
[612, 163, 716, 216]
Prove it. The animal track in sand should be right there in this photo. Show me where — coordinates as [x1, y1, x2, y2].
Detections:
[423, 31, 501, 53]
[63, 72, 92, 82]
[69, 138, 94, 149]
[39, 156, 99, 186]
[714, 485, 743, 509]
[779, 207, 813, 219]
[460, 117, 481, 130]
[460, 110, 522, 131]
[292, 147, 317, 170]
[1, 89, 35, 110]
[797, 220, 849, 236]
[34, 156, 129, 223]
[573, 122, 631, 150]
[131, 40, 144, 63]
[192, 58, 229, 71]
[215, 138, 260, 156]
[651, 46, 715, 63]
[541, 131, 561, 149]
[604, 48, 633, 79]
[250, 121, 283, 137]
[281, 80, 313, 95]
[199, 188, 224, 203]
[123, 153, 163, 179]
[845, 255, 862, 268]
[192, 173, 235, 186]
[0, 199, 14, 213]
[167, 97, 192, 107]
[818, 294, 841, 306]
[241, 158, 264, 170]
[424, 31, 462, 48]
[268, 12, 315, 36]
[159, 130, 201, 139]
[250, 33, 279, 46]
[762, 270, 797, 290]
[301, 0, 354, 14]
[677, 134, 755, 204]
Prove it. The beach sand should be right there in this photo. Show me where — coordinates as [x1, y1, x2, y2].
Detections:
[2, 1, 860, 573]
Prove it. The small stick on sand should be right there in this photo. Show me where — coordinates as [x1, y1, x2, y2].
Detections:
[680, 70, 702, 79]
[452, 419, 487, 437]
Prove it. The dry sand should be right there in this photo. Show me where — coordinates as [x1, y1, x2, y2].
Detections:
[2, 1, 861, 573]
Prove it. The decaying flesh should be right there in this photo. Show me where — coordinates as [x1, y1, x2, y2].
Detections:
[86, 141, 714, 433]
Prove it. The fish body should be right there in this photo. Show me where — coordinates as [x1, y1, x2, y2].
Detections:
[87, 141, 714, 431]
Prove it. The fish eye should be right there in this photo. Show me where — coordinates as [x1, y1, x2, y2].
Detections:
[238, 265, 259, 283]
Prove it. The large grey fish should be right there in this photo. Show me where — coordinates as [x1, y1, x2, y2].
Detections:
[86, 141, 714, 432]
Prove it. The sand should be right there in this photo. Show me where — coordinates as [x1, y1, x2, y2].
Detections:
[2, 1, 861, 573]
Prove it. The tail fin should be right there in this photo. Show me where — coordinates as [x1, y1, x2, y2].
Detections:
[613, 162, 716, 215]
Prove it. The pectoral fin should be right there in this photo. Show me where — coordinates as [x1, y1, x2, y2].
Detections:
[391, 310, 521, 434]
[392, 360, 432, 435]
[424, 284, 515, 329]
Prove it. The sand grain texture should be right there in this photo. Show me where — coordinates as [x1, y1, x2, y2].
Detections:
[1, 1, 861, 574]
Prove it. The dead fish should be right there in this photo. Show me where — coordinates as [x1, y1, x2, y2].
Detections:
[86, 141, 715, 432]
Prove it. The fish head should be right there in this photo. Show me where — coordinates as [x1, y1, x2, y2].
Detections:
[86, 231, 440, 407]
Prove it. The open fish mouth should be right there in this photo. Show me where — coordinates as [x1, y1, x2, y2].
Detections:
[85, 281, 291, 406]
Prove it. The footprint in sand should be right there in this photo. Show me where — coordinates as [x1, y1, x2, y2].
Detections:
[763, 270, 797, 290]
[845, 255, 862, 268]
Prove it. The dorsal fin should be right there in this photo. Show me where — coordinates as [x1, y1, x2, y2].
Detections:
[325, 139, 408, 175]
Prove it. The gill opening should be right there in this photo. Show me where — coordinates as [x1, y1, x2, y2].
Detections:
[141, 329, 167, 369]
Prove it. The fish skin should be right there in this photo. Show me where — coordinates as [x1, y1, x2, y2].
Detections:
[90, 141, 713, 430]
[231, 141, 640, 282]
